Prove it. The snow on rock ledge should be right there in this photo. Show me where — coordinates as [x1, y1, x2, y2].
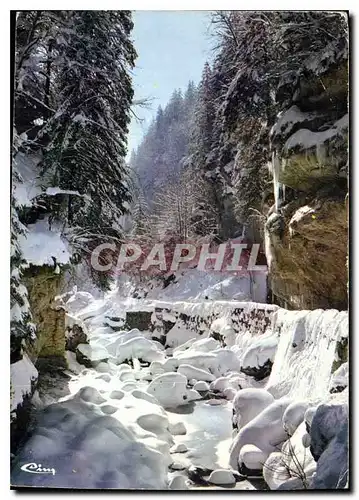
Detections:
[19, 218, 70, 268]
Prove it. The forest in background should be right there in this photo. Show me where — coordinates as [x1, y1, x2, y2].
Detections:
[129, 11, 348, 309]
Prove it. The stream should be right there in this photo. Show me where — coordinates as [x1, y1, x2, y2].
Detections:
[11, 292, 348, 490]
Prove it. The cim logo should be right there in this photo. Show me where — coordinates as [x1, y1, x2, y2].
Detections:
[20, 462, 56, 476]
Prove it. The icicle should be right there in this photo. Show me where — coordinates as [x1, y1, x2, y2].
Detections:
[272, 151, 281, 211]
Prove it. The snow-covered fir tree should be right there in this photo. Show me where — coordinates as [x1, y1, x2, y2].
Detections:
[13, 10, 137, 289]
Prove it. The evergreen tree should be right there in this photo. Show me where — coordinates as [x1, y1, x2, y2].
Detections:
[13, 11, 137, 290]
[130, 83, 198, 204]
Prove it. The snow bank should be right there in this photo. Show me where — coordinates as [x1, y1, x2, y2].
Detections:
[11, 394, 169, 489]
[10, 354, 38, 414]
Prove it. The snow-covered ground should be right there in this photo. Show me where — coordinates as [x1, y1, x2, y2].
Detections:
[11, 281, 349, 490]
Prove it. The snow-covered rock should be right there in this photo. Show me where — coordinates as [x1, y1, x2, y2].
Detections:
[241, 335, 278, 380]
[78, 386, 107, 404]
[191, 337, 220, 352]
[162, 357, 180, 372]
[330, 362, 348, 394]
[76, 344, 109, 367]
[178, 364, 215, 382]
[263, 451, 291, 489]
[168, 421, 187, 436]
[206, 399, 223, 406]
[229, 398, 293, 470]
[169, 462, 186, 471]
[223, 388, 237, 401]
[109, 390, 125, 400]
[210, 376, 231, 393]
[131, 389, 159, 406]
[282, 400, 310, 436]
[208, 469, 236, 485]
[170, 443, 188, 453]
[10, 354, 38, 415]
[239, 444, 268, 472]
[232, 388, 275, 430]
[147, 372, 200, 409]
[194, 381, 210, 392]
[264, 420, 316, 490]
[169, 475, 189, 489]
[115, 336, 165, 364]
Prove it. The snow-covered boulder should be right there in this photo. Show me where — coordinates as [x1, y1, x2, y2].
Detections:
[194, 381, 210, 392]
[329, 362, 348, 394]
[191, 337, 221, 352]
[239, 444, 268, 473]
[264, 421, 316, 490]
[131, 389, 159, 406]
[109, 390, 125, 400]
[214, 349, 242, 376]
[149, 360, 165, 376]
[76, 344, 109, 368]
[115, 336, 165, 364]
[208, 469, 236, 486]
[263, 451, 291, 489]
[210, 376, 232, 393]
[178, 364, 215, 382]
[223, 388, 237, 401]
[232, 388, 275, 431]
[147, 372, 200, 408]
[169, 475, 189, 490]
[240, 335, 278, 381]
[174, 351, 217, 371]
[229, 398, 292, 470]
[282, 400, 310, 436]
[170, 443, 187, 453]
[168, 421, 187, 436]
